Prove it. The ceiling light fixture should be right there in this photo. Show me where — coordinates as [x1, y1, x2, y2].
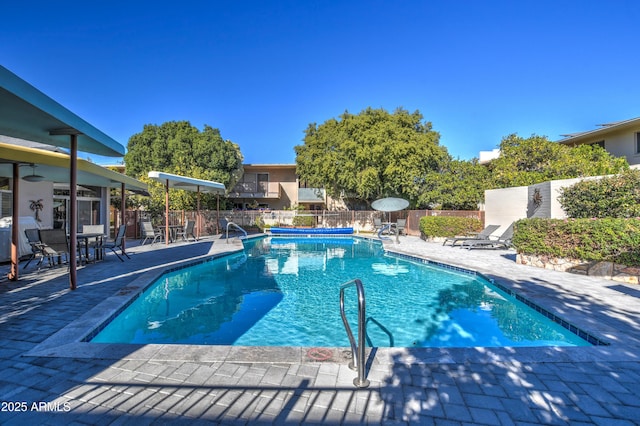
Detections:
[22, 164, 45, 182]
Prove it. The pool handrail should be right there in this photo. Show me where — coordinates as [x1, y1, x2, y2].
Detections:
[225, 221, 248, 243]
[339, 278, 370, 388]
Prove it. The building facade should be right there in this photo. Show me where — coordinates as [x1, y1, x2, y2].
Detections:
[556, 117, 640, 167]
[228, 164, 344, 211]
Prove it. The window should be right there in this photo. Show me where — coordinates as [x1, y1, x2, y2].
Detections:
[257, 173, 269, 194]
[636, 132, 640, 154]
[591, 140, 605, 149]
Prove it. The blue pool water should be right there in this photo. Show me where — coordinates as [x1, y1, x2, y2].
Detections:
[91, 237, 591, 348]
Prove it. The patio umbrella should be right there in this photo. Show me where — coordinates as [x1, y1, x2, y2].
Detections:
[371, 197, 409, 242]
[371, 197, 409, 213]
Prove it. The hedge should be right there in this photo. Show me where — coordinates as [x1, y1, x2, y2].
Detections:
[512, 218, 640, 266]
[419, 216, 483, 238]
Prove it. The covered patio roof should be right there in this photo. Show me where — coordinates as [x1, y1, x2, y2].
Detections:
[0, 142, 147, 192]
[0, 66, 124, 157]
[0, 65, 128, 288]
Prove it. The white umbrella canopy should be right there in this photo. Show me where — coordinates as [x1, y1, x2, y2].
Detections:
[371, 197, 409, 212]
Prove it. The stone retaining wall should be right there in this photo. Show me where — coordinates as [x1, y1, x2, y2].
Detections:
[516, 253, 640, 284]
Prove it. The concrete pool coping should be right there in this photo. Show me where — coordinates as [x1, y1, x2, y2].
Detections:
[25, 234, 640, 367]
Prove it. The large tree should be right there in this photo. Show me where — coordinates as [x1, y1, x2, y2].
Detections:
[295, 107, 449, 208]
[417, 158, 491, 210]
[124, 121, 244, 212]
[488, 134, 628, 188]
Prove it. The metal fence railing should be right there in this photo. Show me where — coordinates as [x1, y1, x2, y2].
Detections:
[110, 208, 484, 239]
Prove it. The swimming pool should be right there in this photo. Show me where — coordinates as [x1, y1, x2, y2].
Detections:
[91, 237, 591, 348]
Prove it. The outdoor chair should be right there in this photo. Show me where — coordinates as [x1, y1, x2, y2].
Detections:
[461, 224, 514, 250]
[442, 224, 500, 246]
[175, 220, 197, 241]
[104, 225, 130, 261]
[140, 220, 162, 245]
[82, 224, 105, 262]
[39, 228, 71, 268]
[373, 217, 383, 233]
[220, 218, 236, 235]
[393, 218, 406, 236]
[23, 228, 47, 269]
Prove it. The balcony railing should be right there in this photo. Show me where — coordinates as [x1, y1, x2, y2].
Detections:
[228, 182, 280, 198]
[298, 188, 325, 203]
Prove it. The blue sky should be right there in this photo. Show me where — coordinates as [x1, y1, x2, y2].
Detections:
[2, 1, 639, 165]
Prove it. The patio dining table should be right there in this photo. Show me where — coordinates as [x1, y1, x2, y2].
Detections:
[75, 232, 105, 264]
[161, 224, 184, 243]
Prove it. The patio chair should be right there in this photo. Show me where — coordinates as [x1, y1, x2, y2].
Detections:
[442, 224, 500, 246]
[175, 220, 197, 241]
[104, 225, 130, 261]
[23, 228, 47, 269]
[140, 220, 162, 245]
[220, 218, 238, 236]
[393, 218, 406, 236]
[461, 224, 514, 250]
[373, 217, 383, 233]
[82, 224, 105, 262]
[39, 228, 71, 268]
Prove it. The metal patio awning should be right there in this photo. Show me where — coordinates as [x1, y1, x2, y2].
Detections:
[148, 171, 226, 244]
[147, 171, 226, 194]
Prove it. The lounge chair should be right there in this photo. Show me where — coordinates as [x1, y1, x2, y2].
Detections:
[461, 224, 514, 250]
[104, 225, 130, 261]
[442, 224, 500, 246]
[175, 220, 197, 241]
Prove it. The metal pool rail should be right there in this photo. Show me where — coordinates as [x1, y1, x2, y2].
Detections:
[339, 278, 370, 388]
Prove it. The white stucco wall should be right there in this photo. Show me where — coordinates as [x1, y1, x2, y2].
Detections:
[484, 186, 528, 236]
[485, 176, 611, 230]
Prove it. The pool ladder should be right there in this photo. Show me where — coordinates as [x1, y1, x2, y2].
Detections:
[340, 278, 370, 388]
[225, 221, 248, 243]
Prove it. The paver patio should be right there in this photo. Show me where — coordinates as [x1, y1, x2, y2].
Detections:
[1, 233, 639, 425]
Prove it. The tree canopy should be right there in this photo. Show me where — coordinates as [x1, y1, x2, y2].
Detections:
[294, 107, 449, 208]
[488, 134, 628, 188]
[416, 158, 490, 210]
[124, 121, 243, 213]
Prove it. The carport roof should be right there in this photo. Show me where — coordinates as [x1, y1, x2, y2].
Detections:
[0, 142, 147, 193]
[0, 65, 124, 157]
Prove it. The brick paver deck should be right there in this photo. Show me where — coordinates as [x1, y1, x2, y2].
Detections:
[1, 233, 639, 425]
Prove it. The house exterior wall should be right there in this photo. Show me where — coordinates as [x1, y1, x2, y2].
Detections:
[230, 164, 345, 210]
[14, 180, 54, 227]
[557, 118, 640, 167]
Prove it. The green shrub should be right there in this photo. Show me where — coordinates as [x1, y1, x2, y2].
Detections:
[292, 215, 315, 227]
[513, 218, 640, 266]
[558, 169, 640, 218]
[419, 216, 483, 238]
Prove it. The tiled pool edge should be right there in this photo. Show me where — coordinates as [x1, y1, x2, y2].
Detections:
[386, 250, 610, 346]
[24, 236, 637, 366]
